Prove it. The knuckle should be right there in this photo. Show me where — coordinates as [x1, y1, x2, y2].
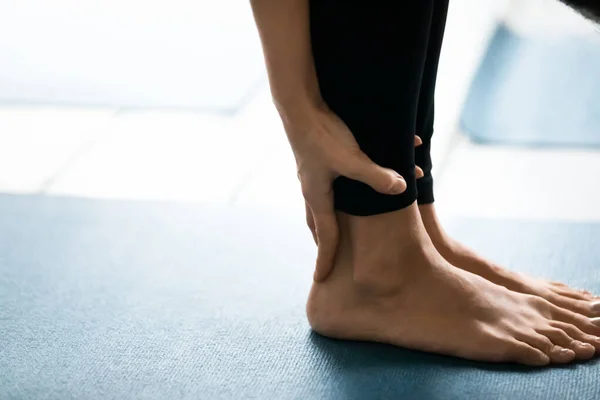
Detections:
[529, 295, 551, 312]
[384, 175, 398, 192]
[541, 337, 554, 350]
[555, 328, 571, 340]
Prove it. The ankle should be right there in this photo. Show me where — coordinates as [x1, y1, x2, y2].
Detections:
[329, 203, 437, 295]
[418, 203, 446, 240]
[351, 239, 426, 289]
[348, 219, 434, 294]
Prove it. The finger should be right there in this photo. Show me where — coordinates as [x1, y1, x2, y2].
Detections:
[305, 201, 317, 245]
[312, 205, 338, 281]
[415, 135, 423, 147]
[304, 187, 339, 282]
[338, 153, 407, 195]
[415, 166, 424, 179]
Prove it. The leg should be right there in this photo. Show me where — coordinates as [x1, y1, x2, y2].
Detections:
[414, 0, 448, 206]
[307, 0, 600, 365]
[311, 1, 428, 216]
[411, 0, 600, 316]
[559, 0, 600, 22]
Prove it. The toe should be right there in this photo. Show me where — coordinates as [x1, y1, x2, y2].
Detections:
[516, 331, 576, 364]
[550, 282, 597, 300]
[549, 295, 599, 318]
[548, 346, 577, 364]
[571, 341, 596, 359]
[509, 340, 551, 366]
[550, 304, 600, 336]
[553, 287, 594, 301]
[550, 320, 600, 354]
[592, 301, 600, 315]
[536, 326, 594, 360]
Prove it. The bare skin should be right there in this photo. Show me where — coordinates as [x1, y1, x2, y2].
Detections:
[307, 203, 600, 365]
[252, 0, 600, 366]
[251, 0, 408, 281]
[418, 203, 600, 318]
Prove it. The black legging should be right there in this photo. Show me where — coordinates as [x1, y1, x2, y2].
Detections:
[310, 0, 449, 216]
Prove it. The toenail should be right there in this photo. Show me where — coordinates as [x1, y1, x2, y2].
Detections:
[552, 346, 570, 355]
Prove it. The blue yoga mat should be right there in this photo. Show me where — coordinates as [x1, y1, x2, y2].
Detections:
[461, 25, 600, 147]
[1, 194, 600, 399]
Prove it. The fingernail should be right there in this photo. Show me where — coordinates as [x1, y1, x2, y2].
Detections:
[592, 317, 600, 326]
[591, 301, 600, 312]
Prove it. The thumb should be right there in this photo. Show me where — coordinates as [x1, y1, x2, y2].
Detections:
[338, 152, 407, 195]
[312, 208, 339, 282]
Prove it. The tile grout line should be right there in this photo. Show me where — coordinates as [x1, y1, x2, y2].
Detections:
[36, 112, 120, 194]
[227, 138, 282, 206]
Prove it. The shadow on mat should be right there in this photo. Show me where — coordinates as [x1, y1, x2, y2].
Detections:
[309, 331, 552, 372]
[307, 332, 594, 399]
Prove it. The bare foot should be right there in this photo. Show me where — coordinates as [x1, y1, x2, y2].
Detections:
[307, 203, 600, 365]
[419, 204, 600, 318]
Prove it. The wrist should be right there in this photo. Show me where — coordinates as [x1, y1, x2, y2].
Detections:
[273, 84, 322, 114]
[273, 90, 325, 130]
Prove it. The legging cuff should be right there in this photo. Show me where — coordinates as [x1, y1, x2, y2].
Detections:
[333, 176, 418, 216]
[416, 174, 435, 204]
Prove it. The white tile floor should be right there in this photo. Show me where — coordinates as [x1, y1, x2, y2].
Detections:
[1, 0, 599, 223]
[48, 110, 264, 203]
[0, 107, 113, 192]
[3, 98, 600, 223]
[435, 137, 600, 222]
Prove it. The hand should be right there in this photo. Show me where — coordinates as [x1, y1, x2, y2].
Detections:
[282, 102, 420, 282]
[303, 132, 424, 279]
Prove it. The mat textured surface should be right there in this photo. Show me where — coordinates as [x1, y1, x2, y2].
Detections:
[461, 25, 600, 147]
[2, 194, 600, 399]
